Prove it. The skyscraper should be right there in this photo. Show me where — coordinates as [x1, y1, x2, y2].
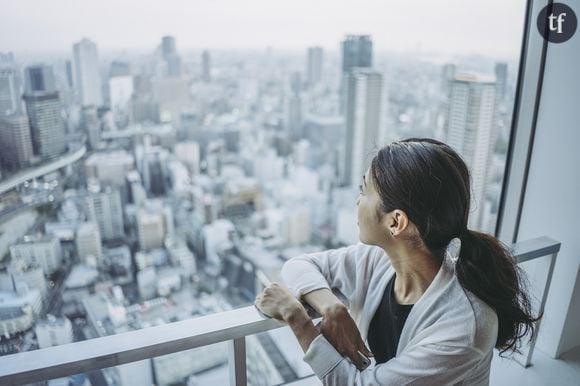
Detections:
[161, 36, 177, 60]
[84, 186, 125, 241]
[306, 46, 323, 86]
[342, 35, 373, 73]
[161, 36, 182, 77]
[73, 38, 103, 106]
[343, 68, 384, 187]
[340, 35, 373, 115]
[446, 74, 497, 229]
[494, 62, 508, 102]
[24, 64, 56, 94]
[0, 114, 33, 171]
[0, 67, 20, 115]
[202, 50, 211, 82]
[23, 91, 66, 160]
[22, 64, 66, 160]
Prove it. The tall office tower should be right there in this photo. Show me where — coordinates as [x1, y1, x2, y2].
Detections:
[307, 46, 323, 86]
[76, 222, 103, 262]
[166, 55, 182, 77]
[0, 114, 33, 171]
[73, 38, 103, 106]
[441, 63, 456, 96]
[108, 74, 134, 128]
[494, 62, 508, 102]
[342, 35, 373, 73]
[0, 67, 21, 115]
[24, 64, 56, 94]
[84, 186, 125, 241]
[285, 94, 302, 141]
[446, 74, 497, 230]
[23, 65, 66, 160]
[161, 36, 182, 76]
[109, 60, 131, 77]
[202, 50, 211, 82]
[136, 142, 169, 196]
[161, 36, 177, 60]
[23, 93, 66, 159]
[340, 35, 373, 115]
[343, 68, 384, 187]
[81, 105, 101, 150]
[65, 60, 74, 87]
[285, 72, 303, 140]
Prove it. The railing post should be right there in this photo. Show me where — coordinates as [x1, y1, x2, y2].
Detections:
[521, 252, 558, 367]
[229, 337, 247, 386]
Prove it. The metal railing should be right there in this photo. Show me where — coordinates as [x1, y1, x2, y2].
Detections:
[0, 236, 560, 385]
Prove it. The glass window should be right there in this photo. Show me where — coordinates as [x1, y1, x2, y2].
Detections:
[0, 1, 527, 384]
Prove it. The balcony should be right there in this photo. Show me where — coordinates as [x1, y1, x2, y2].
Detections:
[0, 236, 562, 386]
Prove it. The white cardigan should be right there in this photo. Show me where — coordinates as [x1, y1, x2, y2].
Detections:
[281, 241, 499, 386]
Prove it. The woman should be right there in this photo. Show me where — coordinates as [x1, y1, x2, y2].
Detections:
[255, 138, 538, 385]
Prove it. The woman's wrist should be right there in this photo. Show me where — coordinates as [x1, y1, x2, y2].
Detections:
[284, 303, 321, 353]
[282, 302, 308, 324]
[322, 302, 348, 318]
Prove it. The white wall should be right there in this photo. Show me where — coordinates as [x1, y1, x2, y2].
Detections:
[517, 1, 580, 357]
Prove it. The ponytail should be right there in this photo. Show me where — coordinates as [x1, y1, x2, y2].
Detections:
[369, 138, 540, 356]
[456, 229, 540, 355]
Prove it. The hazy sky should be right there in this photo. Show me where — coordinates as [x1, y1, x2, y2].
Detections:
[0, 0, 526, 58]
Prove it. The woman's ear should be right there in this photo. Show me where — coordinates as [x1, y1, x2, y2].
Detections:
[390, 210, 409, 236]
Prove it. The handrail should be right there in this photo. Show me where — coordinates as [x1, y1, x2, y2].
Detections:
[0, 306, 286, 385]
[0, 236, 561, 385]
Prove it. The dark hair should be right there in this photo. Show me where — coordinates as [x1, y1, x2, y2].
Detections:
[369, 137, 539, 355]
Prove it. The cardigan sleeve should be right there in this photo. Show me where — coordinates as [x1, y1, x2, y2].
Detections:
[281, 242, 382, 303]
[303, 334, 486, 386]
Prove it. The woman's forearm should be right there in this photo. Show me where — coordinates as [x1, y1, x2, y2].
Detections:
[302, 288, 348, 315]
[283, 305, 321, 353]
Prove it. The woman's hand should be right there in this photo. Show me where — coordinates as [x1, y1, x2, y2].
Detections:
[255, 282, 304, 322]
[320, 304, 374, 370]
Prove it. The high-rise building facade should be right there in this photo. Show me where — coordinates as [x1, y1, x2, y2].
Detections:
[342, 35, 373, 73]
[343, 68, 384, 187]
[73, 38, 103, 106]
[84, 187, 125, 241]
[76, 222, 103, 261]
[340, 35, 373, 115]
[306, 46, 323, 86]
[0, 67, 20, 115]
[137, 209, 166, 251]
[494, 62, 508, 102]
[446, 74, 497, 229]
[9, 235, 63, 276]
[161, 36, 182, 77]
[23, 93, 66, 159]
[0, 114, 33, 171]
[24, 64, 56, 94]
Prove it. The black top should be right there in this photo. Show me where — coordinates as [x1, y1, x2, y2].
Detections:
[367, 275, 414, 363]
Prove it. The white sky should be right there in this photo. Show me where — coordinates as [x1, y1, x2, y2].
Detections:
[0, 0, 527, 58]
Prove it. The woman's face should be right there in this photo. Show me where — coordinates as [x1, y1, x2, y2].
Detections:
[356, 166, 387, 245]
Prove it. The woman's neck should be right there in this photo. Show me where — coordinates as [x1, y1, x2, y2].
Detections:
[381, 244, 442, 305]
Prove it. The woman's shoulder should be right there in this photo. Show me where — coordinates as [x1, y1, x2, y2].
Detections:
[442, 274, 498, 352]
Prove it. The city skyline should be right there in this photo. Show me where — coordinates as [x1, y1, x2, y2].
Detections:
[1, 0, 526, 59]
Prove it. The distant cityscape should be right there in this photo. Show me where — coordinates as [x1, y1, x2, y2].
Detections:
[0, 32, 516, 385]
